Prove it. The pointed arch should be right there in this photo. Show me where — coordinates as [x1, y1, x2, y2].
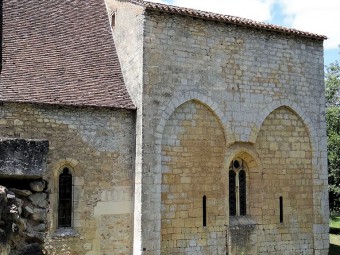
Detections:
[249, 99, 318, 154]
[154, 91, 233, 145]
[225, 145, 263, 173]
[225, 145, 263, 215]
[50, 158, 83, 235]
[254, 106, 315, 251]
[159, 98, 227, 253]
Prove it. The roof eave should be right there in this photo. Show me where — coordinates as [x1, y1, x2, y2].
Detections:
[136, 1, 327, 41]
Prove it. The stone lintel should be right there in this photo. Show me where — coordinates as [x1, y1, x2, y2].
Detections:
[0, 138, 49, 178]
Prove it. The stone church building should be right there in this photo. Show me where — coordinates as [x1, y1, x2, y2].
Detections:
[0, 0, 329, 254]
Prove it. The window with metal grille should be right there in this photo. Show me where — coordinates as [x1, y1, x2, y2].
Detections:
[239, 170, 246, 215]
[58, 167, 72, 228]
[229, 159, 247, 217]
[229, 170, 236, 216]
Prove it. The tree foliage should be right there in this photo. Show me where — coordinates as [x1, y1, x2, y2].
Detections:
[326, 61, 340, 107]
[326, 59, 340, 212]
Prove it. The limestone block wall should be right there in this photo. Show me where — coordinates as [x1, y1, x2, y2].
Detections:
[106, 0, 144, 106]
[0, 102, 135, 255]
[105, 2, 145, 252]
[252, 107, 314, 254]
[136, 9, 328, 255]
[161, 100, 226, 254]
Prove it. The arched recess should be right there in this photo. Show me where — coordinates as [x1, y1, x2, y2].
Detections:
[160, 100, 226, 254]
[154, 91, 233, 145]
[254, 106, 314, 252]
[249, 99, 318, 154]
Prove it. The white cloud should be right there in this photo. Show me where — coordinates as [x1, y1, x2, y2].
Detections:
[146, 0, 274, 21]
[146, 0, 168, 3]
[277, 0, 340, 49]
[146, 0, 340, 49]
[173, 0, 275, 22]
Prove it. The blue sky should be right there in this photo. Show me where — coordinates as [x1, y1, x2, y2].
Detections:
[148, 0, 340, 68]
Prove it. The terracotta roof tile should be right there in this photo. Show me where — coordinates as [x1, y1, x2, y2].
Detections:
[131, 0, 327, 40]
[1, 0, 135, 109]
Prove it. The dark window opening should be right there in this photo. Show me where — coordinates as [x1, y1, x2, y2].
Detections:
[58, 167, 72, 228]
[239, 170, 247, 216]
[280, 196, 283, 223]
[229, 170, 236, 216]
[229, 159, 247, 217]
[111, 13, 116, 30]
[203, 195, 207, 227]
[0, 177, 41, 190]
[233, 160, 240, 169]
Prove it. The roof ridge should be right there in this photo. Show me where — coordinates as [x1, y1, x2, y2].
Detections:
[130, 0, 326, 40]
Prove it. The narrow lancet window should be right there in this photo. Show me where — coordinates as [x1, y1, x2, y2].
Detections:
[229, 170, 236, 216]
[58, 167, 72, 228]
[229, 159, 248, 217]
[239, 170, 247, 216]
[280, 196, 283, 223]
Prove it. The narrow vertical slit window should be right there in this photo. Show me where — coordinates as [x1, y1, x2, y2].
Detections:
[280, 196, 283, 223]
[58, 167, 72, 228]
[203, 195, 207, 227]
[111, 13, 116, 30]
[229, 170, 236, 216]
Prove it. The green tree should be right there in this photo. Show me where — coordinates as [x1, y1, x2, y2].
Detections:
[326, 61, 340, 107]
[326, 59, 340, 212]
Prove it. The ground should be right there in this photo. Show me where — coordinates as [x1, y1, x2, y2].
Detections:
[329, 215, 340, 254]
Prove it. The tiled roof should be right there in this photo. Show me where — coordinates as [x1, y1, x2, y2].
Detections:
[0, 0, 135, 109]
[131, 0, 327, 40]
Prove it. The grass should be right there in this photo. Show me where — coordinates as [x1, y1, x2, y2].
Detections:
[330, 215, 340, 255]
[330, 215, 340, 229]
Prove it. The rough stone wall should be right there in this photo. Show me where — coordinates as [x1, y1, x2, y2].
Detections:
[161, 100, 225, 254]
[0, 181, 48, 255]
[137, 10, 328, 255]
[0, 138, 48, 178]
[0, 102, 135, 255]
[105, 0, 144, 106]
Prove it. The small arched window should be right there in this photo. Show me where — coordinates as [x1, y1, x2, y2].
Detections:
[58, 167, 72, 228]
[229, 159, 247, 216]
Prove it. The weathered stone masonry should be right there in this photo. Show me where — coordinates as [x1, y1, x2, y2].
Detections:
[0, 0, 329, 254]
[119, 8, 328, 255]
[161, 101, 226, 254]
[0, 103, 135, 255]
